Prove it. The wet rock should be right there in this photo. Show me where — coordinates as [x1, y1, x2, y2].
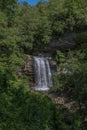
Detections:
[50, 60, 57, 73]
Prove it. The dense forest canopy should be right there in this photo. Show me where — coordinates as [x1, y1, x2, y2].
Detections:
[0, 0, 87, 129]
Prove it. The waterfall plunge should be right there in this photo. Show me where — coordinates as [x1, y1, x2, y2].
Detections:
[34, 56, 52, 91]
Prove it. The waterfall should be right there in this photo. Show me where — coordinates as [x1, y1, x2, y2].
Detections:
[34, 56, 52, 91]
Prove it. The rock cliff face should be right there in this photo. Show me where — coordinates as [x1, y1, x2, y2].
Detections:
[50, 31, 87, 50]
[50, 32, 76, 50]
[23, 55, 35, 87]
[49, 60, 57, 73]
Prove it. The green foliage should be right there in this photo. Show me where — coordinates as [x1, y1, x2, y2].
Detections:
[0, 0, 18, 17]
[50, 74, 63, 92]
[34, 14, 51, 49]
[55, 50, 66, 64]
[52, 50, 87, 124]
[15, 5, 36, 51]
[55, 108, 83, 130]
[75, 33, 87, 44]
[0, 71, 83, 130]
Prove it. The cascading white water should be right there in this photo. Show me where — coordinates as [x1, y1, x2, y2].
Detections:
[34, 56, 52, 91]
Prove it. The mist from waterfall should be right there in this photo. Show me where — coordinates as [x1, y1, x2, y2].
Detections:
[34, 56, 52, 91]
